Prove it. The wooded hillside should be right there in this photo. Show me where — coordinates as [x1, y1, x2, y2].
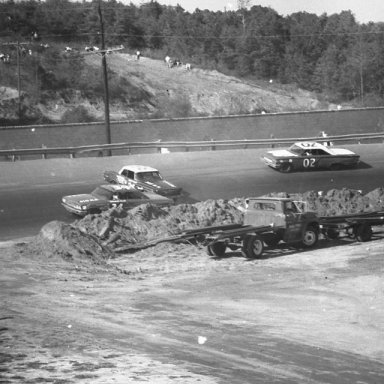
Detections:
[0, 0, 383, 124]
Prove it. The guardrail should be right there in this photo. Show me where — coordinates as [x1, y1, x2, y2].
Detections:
[1, 132, 383, 161]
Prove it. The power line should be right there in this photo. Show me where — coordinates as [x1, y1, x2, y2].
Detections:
[1, 29, 384, 42]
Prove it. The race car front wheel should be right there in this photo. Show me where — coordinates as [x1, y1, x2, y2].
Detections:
[279, 163, 292, 173]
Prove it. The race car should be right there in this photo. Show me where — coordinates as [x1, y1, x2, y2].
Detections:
[61, 184, 173, 216]
[261, 141, 360, 173]
[103, 165, 182, 198]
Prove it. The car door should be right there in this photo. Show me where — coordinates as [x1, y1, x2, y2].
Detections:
[283, 201, 304, 243]
[297, 149, 320, 170]
[313, 148, 334, 168]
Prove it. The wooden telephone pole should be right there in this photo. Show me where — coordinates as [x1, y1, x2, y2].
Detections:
[97, 0, 112, 155]
[1, 41, 29, 120]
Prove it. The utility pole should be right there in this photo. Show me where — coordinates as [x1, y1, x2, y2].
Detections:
[97, 0, 112, 156]
[17, 41, 21, 118]
[1, 41, 29, 121]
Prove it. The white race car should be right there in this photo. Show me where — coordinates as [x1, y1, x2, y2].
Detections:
[103, 165, 182, 198]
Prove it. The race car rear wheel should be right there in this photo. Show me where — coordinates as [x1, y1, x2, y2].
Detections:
[279, 163, 292, 173]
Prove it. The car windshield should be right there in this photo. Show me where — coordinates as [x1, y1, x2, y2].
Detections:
[136, 171, 162, 181]
[120, 191, 148, 200]
[289, 144, 304, 156]
[92, 187, 113, 200]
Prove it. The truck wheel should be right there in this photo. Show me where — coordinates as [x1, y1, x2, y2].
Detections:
[355, 223, 372, 242]
[280, 163, 292, 173]
[302, 226, 318, 247]
[207, 242, 226, 257]
[243, 235, 264, 259]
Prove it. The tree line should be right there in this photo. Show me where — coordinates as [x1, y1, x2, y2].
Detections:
[1, 0, 384, 105]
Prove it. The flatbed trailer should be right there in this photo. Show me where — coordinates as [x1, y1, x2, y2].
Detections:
[319, 211, 384, 242]
[196, 211, 384, 258]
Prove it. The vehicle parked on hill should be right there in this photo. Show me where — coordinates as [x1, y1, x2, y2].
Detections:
[261, 141, 360, 173]
[61, 184, 172, 216]
[103, 165, 182, 199]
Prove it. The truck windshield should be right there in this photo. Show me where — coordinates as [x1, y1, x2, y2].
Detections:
[285, 201, 298, 213]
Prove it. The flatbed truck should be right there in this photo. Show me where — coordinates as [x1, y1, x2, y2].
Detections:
[116, 197, 384, 258]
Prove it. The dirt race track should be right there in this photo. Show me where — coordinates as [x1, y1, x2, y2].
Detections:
[1, 231, 384, 383]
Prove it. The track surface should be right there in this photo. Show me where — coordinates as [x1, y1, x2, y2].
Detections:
[1, 144, 384, 241]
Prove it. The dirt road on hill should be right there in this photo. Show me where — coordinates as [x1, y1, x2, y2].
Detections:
[1, 234, 384, 383]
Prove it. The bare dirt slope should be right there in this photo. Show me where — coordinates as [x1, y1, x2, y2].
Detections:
[85, 53, 328, 118]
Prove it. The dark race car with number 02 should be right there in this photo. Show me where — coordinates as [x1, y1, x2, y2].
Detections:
[261, 141, 360, 173]
[61, 184, 173, 216]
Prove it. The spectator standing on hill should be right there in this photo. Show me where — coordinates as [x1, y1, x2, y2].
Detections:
[136, 50, 141, 60]
[319, 131, 333, 147]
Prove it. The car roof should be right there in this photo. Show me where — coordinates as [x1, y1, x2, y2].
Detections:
[119, 164, 159, 173]
[98, 184, 136, 192]
[248, 197, 292, 202]
[293, 141, 330, 150]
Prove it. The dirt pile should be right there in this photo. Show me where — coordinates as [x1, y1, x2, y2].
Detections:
[292, 187, 384, 216]
[28, 220, 115, 265]
[28, 188, 384, 263]
[75, 198, 245, 249]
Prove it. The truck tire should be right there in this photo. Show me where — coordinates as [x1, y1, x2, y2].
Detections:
[325, 228, 339, 240]
[302, 226, 318, 247]
[207, 242, 226, 257]
[243, 235, 264, 259]
[355, 223, 372, 242]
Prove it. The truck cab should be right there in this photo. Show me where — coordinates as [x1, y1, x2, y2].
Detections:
[243, 197, 319, 244]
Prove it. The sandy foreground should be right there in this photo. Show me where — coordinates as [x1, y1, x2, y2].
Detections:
[1, 233, 384, 384]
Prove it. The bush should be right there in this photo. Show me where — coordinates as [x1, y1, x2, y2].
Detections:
[150, 95, 193, 118]
[60, 106, 94, 123]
